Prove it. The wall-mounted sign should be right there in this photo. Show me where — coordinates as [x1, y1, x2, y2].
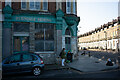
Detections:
[12, 15, 56, 23]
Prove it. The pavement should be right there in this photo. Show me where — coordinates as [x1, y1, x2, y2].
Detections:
[67, 52, 119, 72]
[44, 51, 118, 73]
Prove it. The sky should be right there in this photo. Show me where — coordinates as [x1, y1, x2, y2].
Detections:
[77, 0, 119, 35]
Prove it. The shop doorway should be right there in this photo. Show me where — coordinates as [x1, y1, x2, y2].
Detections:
[14, 36, 29, 53]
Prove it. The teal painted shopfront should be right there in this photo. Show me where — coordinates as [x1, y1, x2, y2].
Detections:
[2, 5, 80, 64]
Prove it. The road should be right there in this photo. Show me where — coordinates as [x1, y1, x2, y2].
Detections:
[2, 68, 120, 80]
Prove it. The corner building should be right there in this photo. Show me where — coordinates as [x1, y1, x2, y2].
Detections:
[2, 0, 80, 64]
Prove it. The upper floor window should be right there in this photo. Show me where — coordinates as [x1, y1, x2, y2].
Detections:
[66, 0, 76, 14]
[21, 0, 27, 10]
[29, 0, 40, 10]
[42, 0, 48, 11]
[5, 0, 11, 7]
[29, 0, 48, 11]
[56, 0, 62, 10]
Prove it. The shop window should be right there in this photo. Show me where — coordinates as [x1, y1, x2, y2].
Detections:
[35, 23, 54, 51]
[14, 23, 29, 32]
[66, 0, 76, 14]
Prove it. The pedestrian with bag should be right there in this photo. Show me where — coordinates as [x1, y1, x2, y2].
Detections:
[59, 48, 66, 66]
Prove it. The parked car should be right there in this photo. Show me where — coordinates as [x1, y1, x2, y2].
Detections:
[2, 52, 44, 76]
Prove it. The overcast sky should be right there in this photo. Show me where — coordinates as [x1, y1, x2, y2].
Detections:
[77, 0, 119, 35]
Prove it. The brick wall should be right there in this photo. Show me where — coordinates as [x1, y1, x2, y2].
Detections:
[48, 2, 56, 13]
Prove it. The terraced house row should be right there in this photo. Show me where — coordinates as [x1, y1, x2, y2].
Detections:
[78, 17, 120, 51]
[0, 0, 80, 64]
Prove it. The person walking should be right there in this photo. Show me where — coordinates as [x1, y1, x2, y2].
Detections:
[59, 48, 66, 66]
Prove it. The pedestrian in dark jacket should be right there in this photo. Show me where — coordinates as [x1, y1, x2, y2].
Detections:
[59, 48, 66, 66]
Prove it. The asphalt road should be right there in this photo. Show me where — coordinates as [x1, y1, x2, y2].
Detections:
[2, 68, 120, 80]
